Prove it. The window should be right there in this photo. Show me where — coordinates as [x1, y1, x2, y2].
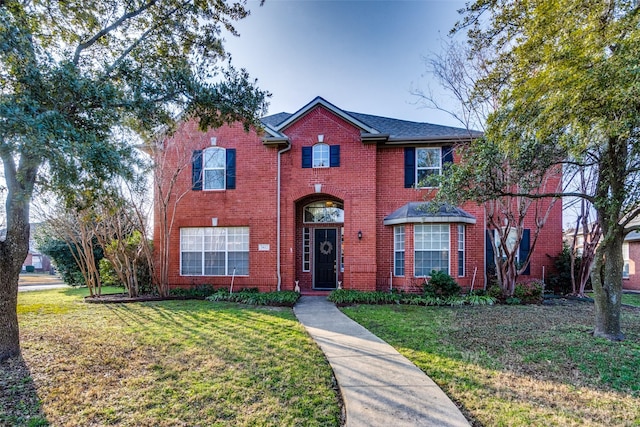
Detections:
[623, 242, 630, 279]
[180, 227, 249, 276]
[302, 145, 340, 168]
[458, 225, 465, 277]
[303, 227, 311, 272]
[415, 224, 449, 276]
[394, 226, 405, 276]
[304, 201, 344, 223]
[203, 147, 226, 190]
[416, 147, 442, 187]
[192, 147, 236, 190]
[313, 143, 330, 168]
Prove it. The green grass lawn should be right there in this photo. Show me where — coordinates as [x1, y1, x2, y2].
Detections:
[342, 302, 640, 426]
[623, 292, 640, 307]
[4, 288, 341, 427]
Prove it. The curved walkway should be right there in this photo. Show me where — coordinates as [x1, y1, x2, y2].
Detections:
[294, 296, 470, 427]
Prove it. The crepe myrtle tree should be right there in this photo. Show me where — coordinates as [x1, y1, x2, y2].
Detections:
[0, 0, 269, 361]
[455, 0, 640, 340]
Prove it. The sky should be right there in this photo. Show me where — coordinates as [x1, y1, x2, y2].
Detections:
[223, 0, 468, 127]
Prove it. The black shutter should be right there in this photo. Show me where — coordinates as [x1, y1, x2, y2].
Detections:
[192, 150, 203, 191]
[486, 230, 495, 273]
[442, 145, 454, 166]
[302, 147, 312, 168]
[404, 147, 415, 188]
[519, 229, 531, 275]
[226, 148, 236, 190]
[330, 145, 340, 167]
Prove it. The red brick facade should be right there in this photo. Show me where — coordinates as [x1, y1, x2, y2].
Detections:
[155, 97, 563, 294]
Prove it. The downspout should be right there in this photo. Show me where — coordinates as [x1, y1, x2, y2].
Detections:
[277, 142, 292, 291]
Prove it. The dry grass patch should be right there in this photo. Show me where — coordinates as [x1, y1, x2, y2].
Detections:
[342, 301, 640, 426]
[5, 288, 341, 427]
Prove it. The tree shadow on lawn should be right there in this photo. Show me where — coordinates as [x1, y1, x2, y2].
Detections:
[352, 302, 640, 426]
[0, 355, 48, 427]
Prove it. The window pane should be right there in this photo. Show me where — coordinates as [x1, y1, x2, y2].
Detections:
[395, 251, 405, 276]
[415, 224, 449, 276]
[204, 252, 226, 275]
[180, 228, 203, 251]
[204, 148, 225, 168]
[417, 148, 441, 168]
[228, 252, 249, 275]
[204, 170, 225, 190]
[181, 252, 202, 275]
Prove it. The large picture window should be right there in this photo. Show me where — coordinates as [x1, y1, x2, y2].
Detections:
[414, 224, 449, 276]
[180, 227, 249, 276]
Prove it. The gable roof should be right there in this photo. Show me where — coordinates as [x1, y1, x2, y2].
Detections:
[260, 96, 481, 143]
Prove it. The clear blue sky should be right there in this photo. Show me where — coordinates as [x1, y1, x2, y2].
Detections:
[224, 0, 468, 126]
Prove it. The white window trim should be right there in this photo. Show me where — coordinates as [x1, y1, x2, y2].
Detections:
[416, 147, 442, 189]
[312, 143, 330, 168]
[302, 227, 311, 272]
[180, 227, 249, 276]
[414, 224, 450, 277]
[203, 146, 226, 191]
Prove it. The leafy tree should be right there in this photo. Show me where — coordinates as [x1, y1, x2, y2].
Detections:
[455, 0, 640, 340]
[0, 0, 268, 360]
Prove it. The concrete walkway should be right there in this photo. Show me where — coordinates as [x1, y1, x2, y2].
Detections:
[294, 296, 470, 427]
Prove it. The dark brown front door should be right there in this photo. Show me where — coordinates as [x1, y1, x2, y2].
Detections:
[314, 228, 337, 289]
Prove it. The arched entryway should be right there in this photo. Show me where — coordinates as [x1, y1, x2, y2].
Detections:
[295, 197, 344, 291]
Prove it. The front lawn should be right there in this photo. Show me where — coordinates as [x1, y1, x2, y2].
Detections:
[342, 302, 640, 426]
[4, 288, 341, 427]
[623, 292, 640, 307]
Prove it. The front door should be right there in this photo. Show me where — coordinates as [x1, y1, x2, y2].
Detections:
[314, 228, 337, 289]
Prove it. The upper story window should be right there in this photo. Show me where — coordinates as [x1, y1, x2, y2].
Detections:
[203, 147, 226, 190]
[192, 147, 236, 191]
[404, 146, 453, 189]
[313, 144, 330, 168]
[416, 147, 442, 188]
[302, 145, 340, 168]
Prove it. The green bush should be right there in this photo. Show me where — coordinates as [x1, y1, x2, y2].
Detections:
[506, 297, 522, 305]
[170, 284, 217, 298]
[488, 285, 503, 299]
[423, 270, 461, 298]
[206, 289, 300, 307]
[514, 280, 544, 303]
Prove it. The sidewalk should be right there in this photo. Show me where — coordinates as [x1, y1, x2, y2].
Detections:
[294, 296, 470, 427]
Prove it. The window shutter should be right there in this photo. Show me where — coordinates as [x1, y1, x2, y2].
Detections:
[519, 229, 531, 275]
[192, 150, 203, 191]
[442, 145, 454, 165]
[226, 148, 236, 190]
[302, 147, 312, 168]
[486, 230, 495, 273]
[330, 145, 340, 167]
[404, 147, 415, 188]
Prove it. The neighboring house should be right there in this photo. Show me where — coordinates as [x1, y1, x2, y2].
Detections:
[563, 224, 640, 291]
[0, 223, 52, 272]
[155, 96, 562, 294]
[624, 231, 640, 290]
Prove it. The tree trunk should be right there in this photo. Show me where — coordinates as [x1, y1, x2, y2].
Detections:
[591, 232, 625, 341]
[0, 205, 30, 361]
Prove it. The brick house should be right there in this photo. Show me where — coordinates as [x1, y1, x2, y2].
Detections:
[624, 231, 640, 290]
[156, 97, 562, 294]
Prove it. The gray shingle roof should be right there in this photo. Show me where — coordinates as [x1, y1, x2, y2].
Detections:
[260, 97, 481, 140]
[383, 202, 476, 226]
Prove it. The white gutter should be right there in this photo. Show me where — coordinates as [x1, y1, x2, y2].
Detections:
[276, 142, 292, 291]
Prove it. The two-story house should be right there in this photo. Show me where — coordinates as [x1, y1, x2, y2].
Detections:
[156, 97, 562, 294]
